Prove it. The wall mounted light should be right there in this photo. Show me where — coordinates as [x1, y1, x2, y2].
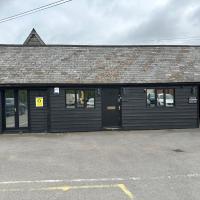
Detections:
[121, 88, 126, 96]
[54, 87, 60, 95]
[191, 87, 197, 96]
[97, 88, 101, 96]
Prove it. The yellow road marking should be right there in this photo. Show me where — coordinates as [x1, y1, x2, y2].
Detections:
[0, 189, 22, 192]
[71, 184, 116, 189]
[118, 184, 134, 199]
[40, 186, 71, 192]
[45, 184, 134, 199]
[0, 183, 134, 199]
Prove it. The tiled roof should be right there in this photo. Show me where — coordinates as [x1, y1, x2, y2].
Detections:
[0, 45, 200, 84]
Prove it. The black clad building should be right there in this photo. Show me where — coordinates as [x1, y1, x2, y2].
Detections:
[0, 29, 199, 133]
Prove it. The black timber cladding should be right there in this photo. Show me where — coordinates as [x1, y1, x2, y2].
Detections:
[29, 89, 48, 132]
[0, 85, 198, 133]
[121, 86, 198, 130]
[49, 88, 102, 132]
[0, 90, 2, 132]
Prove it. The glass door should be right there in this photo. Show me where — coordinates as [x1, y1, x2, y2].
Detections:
[18, 90, 28, 128]
[4, 89, 28, 130]
[5, 90, 15, 128]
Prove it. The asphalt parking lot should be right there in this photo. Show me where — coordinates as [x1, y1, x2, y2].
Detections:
[0, 128, 200, 200]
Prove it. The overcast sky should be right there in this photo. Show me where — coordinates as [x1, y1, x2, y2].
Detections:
[0, 0, 200, 44]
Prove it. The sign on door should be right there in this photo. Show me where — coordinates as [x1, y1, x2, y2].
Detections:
[35, 97, 44, 107]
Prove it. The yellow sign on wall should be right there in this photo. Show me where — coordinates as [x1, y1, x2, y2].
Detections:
[35, 97, 44, 107]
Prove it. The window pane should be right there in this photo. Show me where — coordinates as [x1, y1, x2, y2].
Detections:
[19, 90, 28, 128]
[147, 89, 156, 107]
[165, 89, 174, 107]
[5, 90, 15, 128]
[85, 90, 95, 108]
[76, 90, 85, 108]
[157, 89, 164, 107]
[66, 90, 75, 108]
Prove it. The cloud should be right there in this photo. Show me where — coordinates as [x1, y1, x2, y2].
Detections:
[0, 0, 200, 44]
[0, 0, 9, 6]
[189, 5, 200, 26]
[116, 0, 200, 44]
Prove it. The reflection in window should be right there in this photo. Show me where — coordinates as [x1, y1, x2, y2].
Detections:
[85, 90, 95, 108]
[66, 90, 76, 108]
[66, 89, 95, 109]
[5, 90, 15, 128]
[147, 89, 156, 107]
[165, 89, 175, 107]
[76, 90, 85, 108]
[157, 89, 164, 107]
[19, 90, 28, 128]
[146, 88, 175, 108]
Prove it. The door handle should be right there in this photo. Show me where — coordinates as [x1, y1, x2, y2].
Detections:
[14, 107, 16, 112]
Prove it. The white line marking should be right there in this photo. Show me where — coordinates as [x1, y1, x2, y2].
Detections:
[0, 178, 140, 185]
[0, 173, 200, 185]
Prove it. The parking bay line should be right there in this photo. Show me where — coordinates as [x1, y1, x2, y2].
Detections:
[0, 184, 134, 199]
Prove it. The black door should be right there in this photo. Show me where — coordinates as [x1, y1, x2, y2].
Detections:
[3, 89, 29, 131]
[102, 88, 121, 127]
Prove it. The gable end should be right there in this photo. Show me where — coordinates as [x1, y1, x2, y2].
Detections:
[23, 28, 45, 46]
